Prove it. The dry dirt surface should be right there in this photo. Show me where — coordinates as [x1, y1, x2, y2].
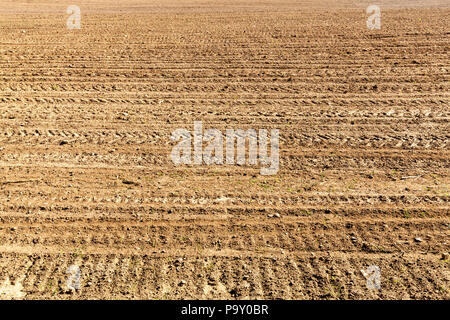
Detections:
[0, 0, 448, 300]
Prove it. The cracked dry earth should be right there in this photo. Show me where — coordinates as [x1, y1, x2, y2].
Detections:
[0, 0, 448, 299]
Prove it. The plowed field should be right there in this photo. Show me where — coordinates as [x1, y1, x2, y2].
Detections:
[0, 0, 448, 299]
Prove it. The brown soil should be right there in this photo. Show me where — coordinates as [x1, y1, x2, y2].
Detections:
[0, 0, 448, 299]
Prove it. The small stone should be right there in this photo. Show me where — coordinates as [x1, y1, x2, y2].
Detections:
[441, 253, 449, 260]
[59, 140, 68, 145]
[274, 213, 281, 218]
[229, 288, 238, 297]
[414, 237, 423, 243]
[178, 280, 186, 286]
[11, 227, 17, 231]
[351, 236, 357, 242]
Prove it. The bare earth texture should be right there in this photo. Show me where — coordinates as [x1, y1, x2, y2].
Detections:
[0, 0, 448, 299]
